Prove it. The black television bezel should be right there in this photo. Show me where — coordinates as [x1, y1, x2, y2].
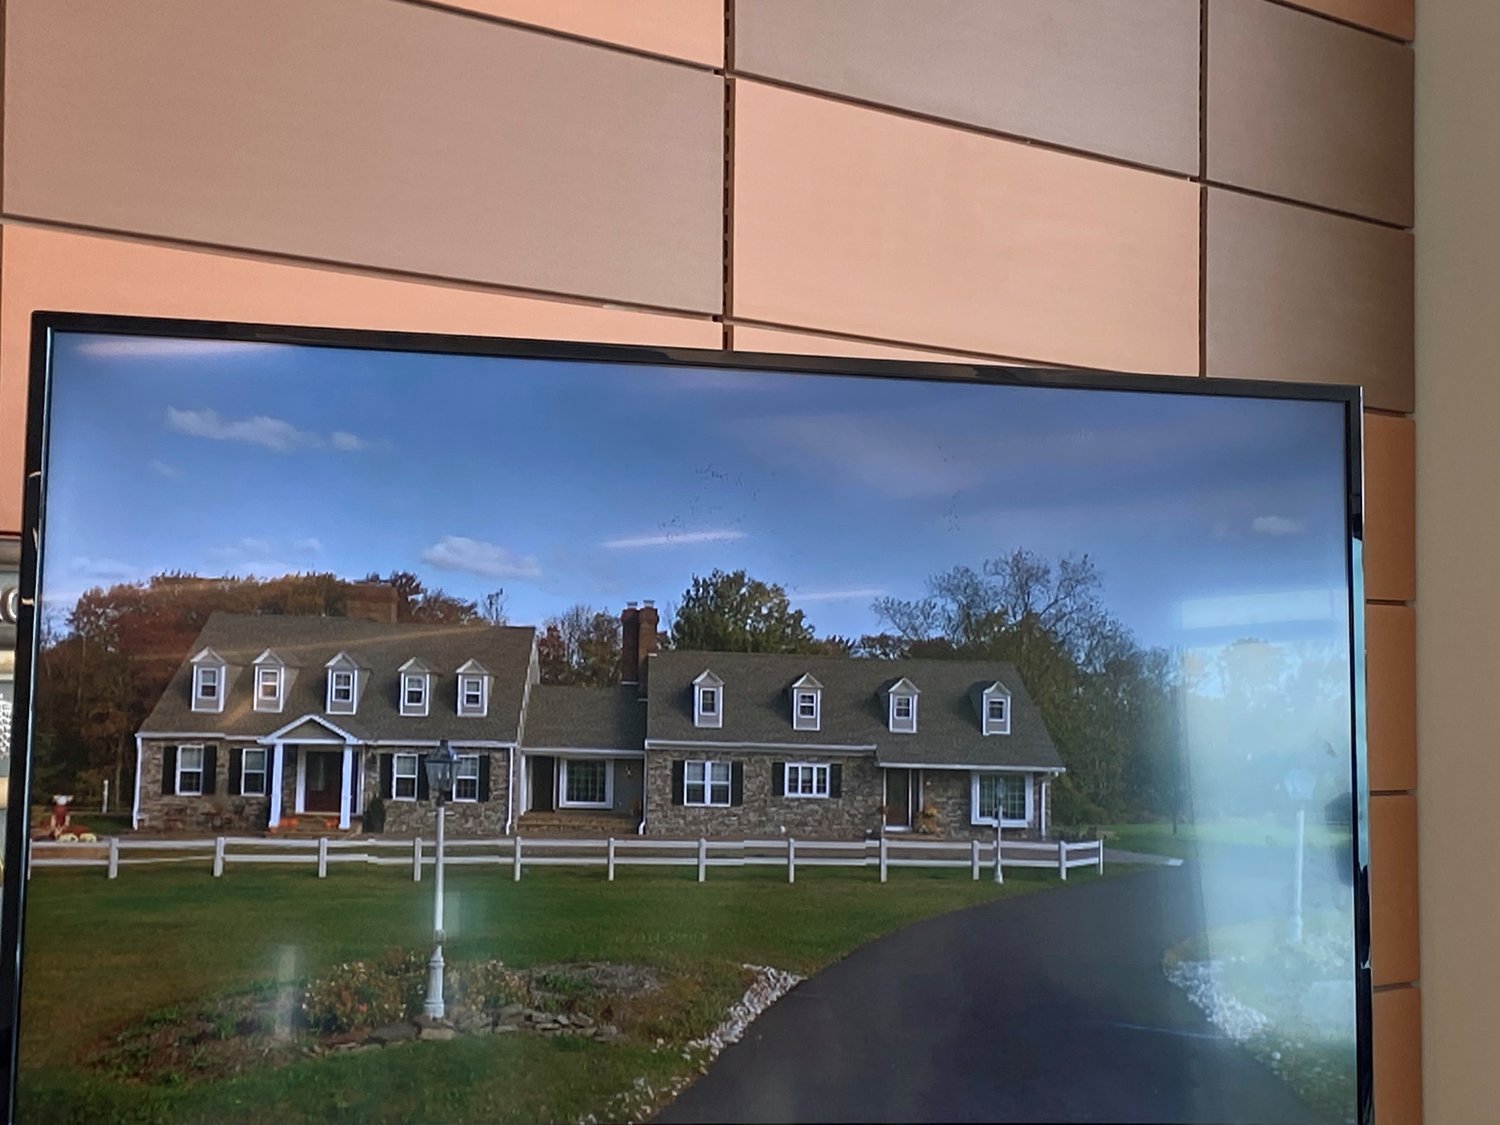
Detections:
[0, 310, 1374, 1124]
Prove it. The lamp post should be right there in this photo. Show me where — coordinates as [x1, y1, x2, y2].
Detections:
[422, 740, 459, 1021]
[1283, 767, 1316, 945]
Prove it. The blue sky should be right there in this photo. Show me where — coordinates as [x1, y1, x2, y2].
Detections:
[40, 332, 1354, 655]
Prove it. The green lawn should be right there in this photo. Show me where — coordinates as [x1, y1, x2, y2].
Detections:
[18, 862, 1107, 1124]
[1103, 818, 1353, 860]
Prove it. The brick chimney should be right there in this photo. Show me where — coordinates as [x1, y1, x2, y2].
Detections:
[620, 602, 641, 684]
[637, 601, 660, 695]
[344, 582, 399, 624]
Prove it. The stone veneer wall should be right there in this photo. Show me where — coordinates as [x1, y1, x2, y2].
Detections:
[916, 770, 1049, 842]
[362, 748, 511, 837]
[136, 739, 269, 833]
[645, 751, 884, 839]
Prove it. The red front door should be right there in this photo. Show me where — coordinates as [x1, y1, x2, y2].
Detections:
[304, 750, 342, 813]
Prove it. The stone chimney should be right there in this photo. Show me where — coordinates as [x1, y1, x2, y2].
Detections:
[344, 582, 399, 625]
[620, 602, 641, 684]
[637, 601, 660, 695]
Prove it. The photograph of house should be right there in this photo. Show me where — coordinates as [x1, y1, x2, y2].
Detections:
[135, 598, 1064, 842]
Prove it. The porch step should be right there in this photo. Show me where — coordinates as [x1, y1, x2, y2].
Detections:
[517, 811, 637, 838]
[265, 816, 364, 838]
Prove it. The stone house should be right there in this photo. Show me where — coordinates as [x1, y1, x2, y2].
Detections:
[133, 600, 1064, 840]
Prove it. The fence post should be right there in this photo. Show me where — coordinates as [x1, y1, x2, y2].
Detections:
[1096, 838, 1105, 875]
[607, 836, 616, 882]
[787, 838, 796, 884]
[513, 835, 523, 882]
[879, 835, 888, 883]
[697, 838, 707, 883]
[213, 836, 226, 878]
[317, 837, 328, 879]
[971, 838, 980, 881]
[1058, 839, 1067, 881]
[107, 836, 119, 880]
[993, 823, 1004, 884]
[413, 836, 422, 882]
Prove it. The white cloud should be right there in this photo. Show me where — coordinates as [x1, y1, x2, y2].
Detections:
[601, 529, 748, 550]
[165, 407, 319, 453]
[791, 587, 887, 603]
[292, 537, 324, 554]
[421, 536, 542, 580]
[77, 338, 278, 359]
[148, 460, 180, 477]
[65, 556, 141, 583]
[1252, 516, 1305, 537]
[330, 431, 369, 452]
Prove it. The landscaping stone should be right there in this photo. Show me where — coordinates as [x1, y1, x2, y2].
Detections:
[498, 1003, 525, 1020]
[369, 1023, 419, 1044]
[419, 1025, 457, 1041]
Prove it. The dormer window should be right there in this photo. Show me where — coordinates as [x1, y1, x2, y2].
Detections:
[455, 659, 490, 717]
[982, 682, 1011, 735]
[253, 650, 286, 713]
[325, 652, 361, 715]
[886, 677, 920, 733]
[693, 670, 724, 729]
[190, 648, 227, 713]
[400, 658, 431, 717]
[790, 673, 822, 732]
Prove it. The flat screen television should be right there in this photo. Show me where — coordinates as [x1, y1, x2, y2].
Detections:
[2, 312, 1371, 1125]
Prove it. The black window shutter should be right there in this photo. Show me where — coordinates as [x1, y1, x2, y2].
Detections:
[731, 762, 744, 806]
[772, 762, 785, 797]
[378, 753, 393, 799]
[228, 748, 243, 796]
[161, 746, 178, 795]
[478, 755, 492, 802]
[202, 747, 218, 795]
[416, 755, 430, 800]
[830, 763, 843, 799]
[671, 760, 685, 806]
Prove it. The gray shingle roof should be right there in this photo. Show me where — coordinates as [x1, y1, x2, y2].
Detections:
[523, 685, 647, 751]
[644, 650, 1063, 770]
[138, 612, 536, 743]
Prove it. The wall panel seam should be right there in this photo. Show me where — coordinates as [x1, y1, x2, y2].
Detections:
[1262, 0, 1415, 45]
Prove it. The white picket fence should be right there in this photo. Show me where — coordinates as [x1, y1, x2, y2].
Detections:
[27, 833, 1105, 884]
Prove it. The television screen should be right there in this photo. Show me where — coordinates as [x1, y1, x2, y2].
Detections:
[2, 314, 1370, 1125]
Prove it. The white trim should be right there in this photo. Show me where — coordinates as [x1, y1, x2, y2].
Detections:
[878, 762, 1062, 772]
[339, 748, 355, 828]
[971, 771, 1033, 828]
[268, 743, 284, 827]
[191, 663, 225, 713]
[260, 713, 360, 744]
[526, 745, 645, 759]
[505, 743, 516, 834]
[452, 753, 482, 803]
[981, 682, 1012, 736]
[254, 665, 284, 713]
[559, 757, 613, 809]
[458, 673, 489, 717]
[327, 668, 358, 715]
[646, 738, 874, 753]
[783, 761, 830, 799]
[401, 672, 430, 717]
[176, 743, 206, 796]
[692, 669, 724, 729]
[368, 738, 512, 749]
[683, 759, 732, 807]
[240, 747, 269, 796]
[888, 691, 917, 733]
[132, 735, 144, 829]
[792, 689, 820, 732]
[295, 751, 307, 813]
[392, 751, 420, 802]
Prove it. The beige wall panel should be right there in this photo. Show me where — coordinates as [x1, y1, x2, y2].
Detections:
[434, 0, 724, 65]
[2, 0, 724, 313]
[1284, 0, 1413, 40]
[735, 0, 1199, 174]
[0, 226, 721, 534]
[730, 325, 992, 364]
[733, 82, 1200, 375]
[1373, 986, 1423, 1125]
[1365, 604, 1417, 792]
[1363, 413, 1416, 604]
[1208, 0, 1413, 226]
[1206, 190, 1413, 411]
[1369, 792, 1419, 987]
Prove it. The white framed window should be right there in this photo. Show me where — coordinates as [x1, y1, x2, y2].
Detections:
[785, 762, 830, 798]
[890, 693, 917, 732]
[974, 773, 1031, 826]
[393, 752, 419, 800]
[177, 745, 205, 796]
[693, 671, 725, 729]
[255, 666, 282, 710]
[988, 698, 1006, 723]
[241, 748, 268, 796]
[562, 759, 611, 808]
[982, 684, 1011, 735]
[453, 755, 480, 803]
[700, 687, 718, 714]
[794, 691, 821, 732]
[459, 675, 487, 716]
[402, 673, 429, 717]
[192, 665, 222, 712]
[684, 760, 732, 807]
[327, 663, 358, 715]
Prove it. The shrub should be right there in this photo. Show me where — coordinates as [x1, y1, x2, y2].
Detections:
[447, 960, 531, 1015]
[363, 796, 386, 834]
[301, 948, 426, 1033]
[1050, 775, 1107, 832]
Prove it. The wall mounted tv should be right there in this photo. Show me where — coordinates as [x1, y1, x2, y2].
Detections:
[2, 313, 1371, 1125]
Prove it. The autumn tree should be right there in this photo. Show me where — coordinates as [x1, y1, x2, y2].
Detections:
[367, 571, 482, 625]
[537, 604, 621, 686]
[670, 570, 821, 654]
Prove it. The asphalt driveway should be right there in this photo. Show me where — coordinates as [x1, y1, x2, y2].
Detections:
[658, 866, 1338, 1124]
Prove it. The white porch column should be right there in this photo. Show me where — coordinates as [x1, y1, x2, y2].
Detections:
[339, 746, 354, 830]
[1040, 777, 1049, 838]
[268, 743, 284, 827]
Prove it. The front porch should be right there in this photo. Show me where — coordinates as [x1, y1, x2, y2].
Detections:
[519, 750, 646, 824]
